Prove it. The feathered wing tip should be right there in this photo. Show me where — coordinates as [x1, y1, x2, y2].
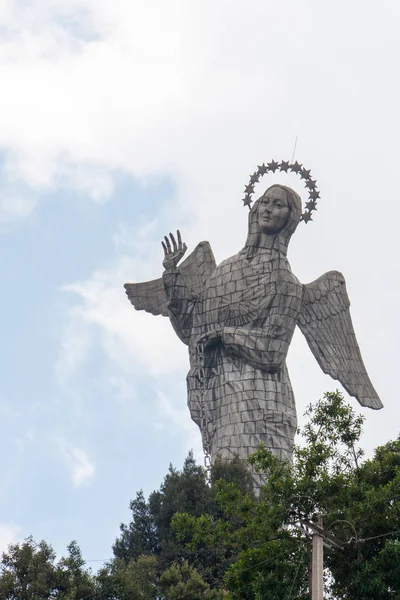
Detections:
[298, 270, 383, 410]
[124, 277, 168, 317]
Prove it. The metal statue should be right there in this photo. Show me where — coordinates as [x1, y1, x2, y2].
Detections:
[124, 161, 382, 472]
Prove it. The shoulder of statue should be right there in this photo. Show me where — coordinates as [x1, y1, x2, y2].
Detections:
[215, 253, 241, 270]
[275, 262, 302, 290]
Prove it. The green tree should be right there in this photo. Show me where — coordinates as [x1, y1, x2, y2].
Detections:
[113, 490, 160, 562]
[0, 537, 59, 600]
[0, 537, 96, 600]
[3, 392, 399, 599]
[211, 455, 254, 498]
[58, 541, 96, 600]
[96, 555, 158, 600]
[172, 392, 400, 599]
[159, 561, 226, 600]
[149, 451, 213, 571]
[113, 449, 254, 589]
[113, 451, 212, 566]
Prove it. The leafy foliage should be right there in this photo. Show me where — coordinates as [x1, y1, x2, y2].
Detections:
[113, 450, 253, 582]
[2, 392, 400, 599]
[159, 561, 227, 599]
[172, 392, 400, 599]
[0, 537, 96, 600]
[96, 555, 158, 600]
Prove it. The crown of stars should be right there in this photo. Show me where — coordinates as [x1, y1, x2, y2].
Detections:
[241, 159, 320, 224]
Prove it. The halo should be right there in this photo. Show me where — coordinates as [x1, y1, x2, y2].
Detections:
[241, 160, 320, 224]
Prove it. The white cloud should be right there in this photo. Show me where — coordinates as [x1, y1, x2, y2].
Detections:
[0, 195, 37, 223]
[0, 0, 397, 219]
[108, 376, 137, 409]
[155, 391, 203, 463]
[57, 254, 188, 381]
[56, 441, 96, 487]
[0, 0, 398, 462]
[0, 0, 312, 210]
[0, 523, 22, 554]
[55, 306, 94, 384]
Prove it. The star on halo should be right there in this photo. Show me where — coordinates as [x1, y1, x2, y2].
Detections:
[290, 161, 302, 173]
[279, 161, 290, 172]
[250, 172, 260, 184]
[241, 159, 321, 225]
[257, 163, 268, 175]
[300, 168, 311, 179]
[267, 160, 279, 172]
[305, 200, 318, 211]
[244, 183, 255, 194]
[242, 195, 252, 208]
[305, 179, 317, 190]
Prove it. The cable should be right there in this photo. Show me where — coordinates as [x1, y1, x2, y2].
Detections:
[80, 493, 400, 561]
[360, 529, 400, 544]
[319, 492, 400, 521]
[285, 557, 304, 600]
[70, 528, 400, 600]
[172, 545, 305, 600]
[80, 545, 302, 600]
[76, 492, 400, 599]
[79, 535, 304, 600]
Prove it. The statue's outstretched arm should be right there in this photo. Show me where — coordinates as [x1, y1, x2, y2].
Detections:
[163, 264, 197, 345]
[161, 232, 218, 345]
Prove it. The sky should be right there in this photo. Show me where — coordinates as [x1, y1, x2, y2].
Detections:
[0, 0, 399, 567]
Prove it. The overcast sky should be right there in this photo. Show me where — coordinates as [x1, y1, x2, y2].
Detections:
[0, 0, 399, 566]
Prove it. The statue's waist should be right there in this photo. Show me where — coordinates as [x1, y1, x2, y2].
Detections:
[187, 362, 285, 382]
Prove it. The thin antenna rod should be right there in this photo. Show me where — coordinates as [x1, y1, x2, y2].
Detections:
[291, 136, 298, 163]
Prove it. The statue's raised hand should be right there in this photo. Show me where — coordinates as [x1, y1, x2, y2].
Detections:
[162, 230, 187, 270]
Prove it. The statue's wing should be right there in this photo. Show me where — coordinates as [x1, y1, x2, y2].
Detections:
[124, 277, 169, 317]
[298, 271, 382, 410]
[179, 241, 216, 294]
[124, 241, 216, 317]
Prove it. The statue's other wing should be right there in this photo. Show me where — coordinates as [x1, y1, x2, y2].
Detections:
[124, 277, 169, 317]
[124, 241, 216, 317]
[298, 271, 383, 410]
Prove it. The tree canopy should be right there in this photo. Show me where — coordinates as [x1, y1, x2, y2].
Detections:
[0, 538, 96, 600]
[1, 391, 400, 599]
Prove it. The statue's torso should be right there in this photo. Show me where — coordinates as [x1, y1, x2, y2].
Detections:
[185, 247, 302, 465]
[189, 247, 300, 347]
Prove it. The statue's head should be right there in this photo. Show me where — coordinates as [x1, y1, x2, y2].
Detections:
[258, 186, 290, 234]
[245, 184, 302, 254]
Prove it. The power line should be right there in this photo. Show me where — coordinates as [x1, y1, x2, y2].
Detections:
[80, 538, 306, 600]
[315, 492, 400, 522]
[79, 545, 306, 600]
[73, 491, 400, 599]
[81, 493, 400, 562]
[285, 557, 304, 600]
[360, 529, 400, 544]
[173, 545, 306, 600]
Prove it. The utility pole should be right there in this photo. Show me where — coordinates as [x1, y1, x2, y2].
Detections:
[299, 514, 345, 600]
[311, 515, 324, 600]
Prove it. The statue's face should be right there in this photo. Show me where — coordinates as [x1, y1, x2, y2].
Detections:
[258, 187, 290, 233]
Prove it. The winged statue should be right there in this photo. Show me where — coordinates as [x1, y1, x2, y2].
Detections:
[124, 162, 382, 472]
